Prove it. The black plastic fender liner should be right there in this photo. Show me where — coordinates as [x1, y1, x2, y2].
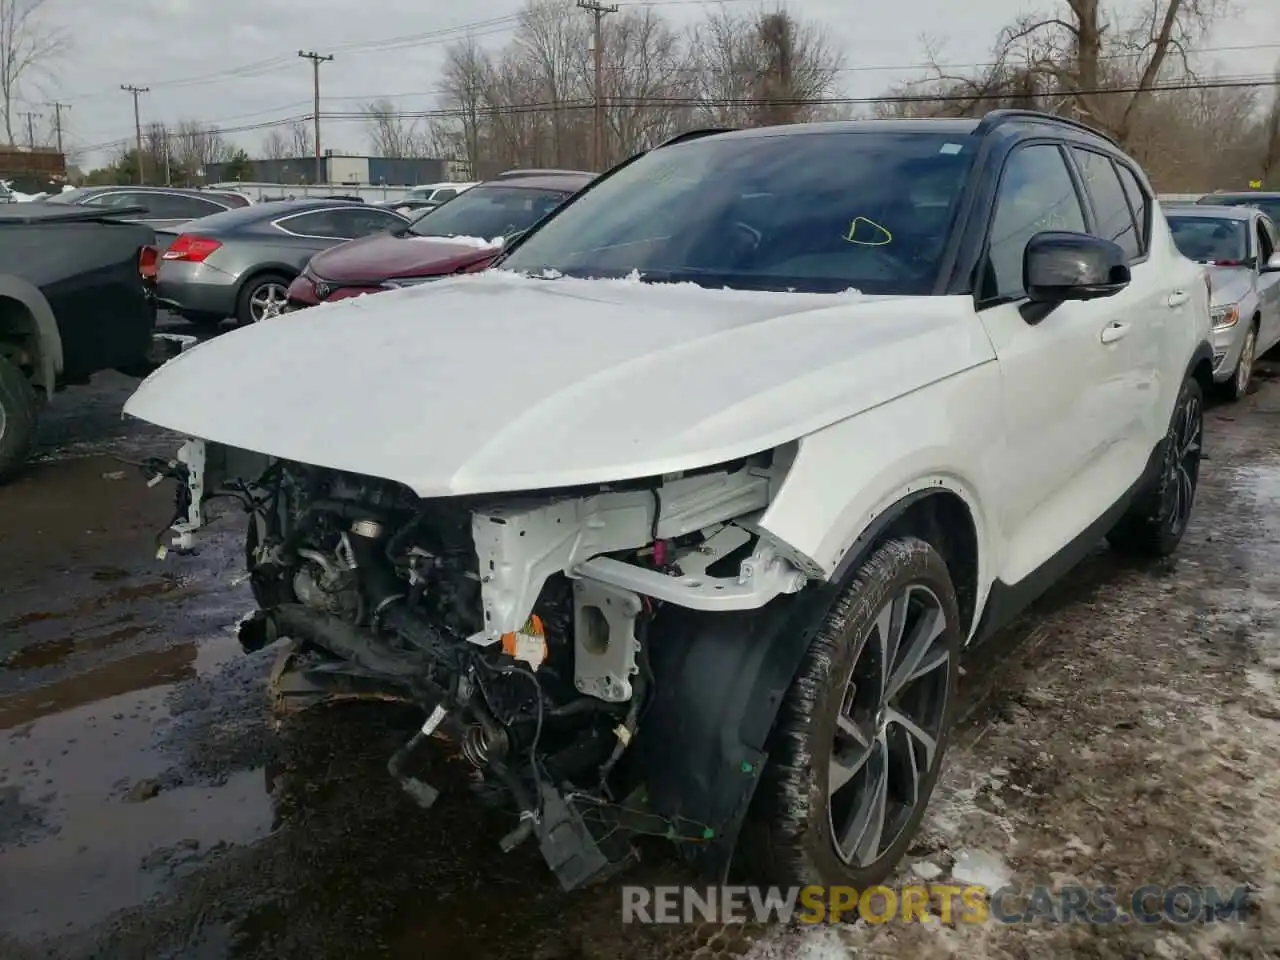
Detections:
[636, 490, 947, 878]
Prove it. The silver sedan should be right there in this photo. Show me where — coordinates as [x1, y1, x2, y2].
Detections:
[1165, 205, 1280, 400]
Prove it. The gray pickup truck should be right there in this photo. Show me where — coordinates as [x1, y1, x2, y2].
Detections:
[0, 202, 188, 481]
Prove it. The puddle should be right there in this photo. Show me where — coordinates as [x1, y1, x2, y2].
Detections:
[3, 625, 151, 671]
[0, 631, 273, 939]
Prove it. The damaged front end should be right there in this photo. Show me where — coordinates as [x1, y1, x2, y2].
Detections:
[143, 438, 813, 890]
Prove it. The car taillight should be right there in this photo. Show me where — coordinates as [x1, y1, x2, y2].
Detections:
[162, 234, 222, 262]
[139, 245, 158, 281]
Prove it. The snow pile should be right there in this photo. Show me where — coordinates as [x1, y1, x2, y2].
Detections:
[413, 234, 503, 249]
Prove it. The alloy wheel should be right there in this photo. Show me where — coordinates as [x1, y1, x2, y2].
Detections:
[828, 584, 950, 867]
[249, 282, 289, 322]
[1164, 389, 1202, 537]
[1236, 329, 1255, 397]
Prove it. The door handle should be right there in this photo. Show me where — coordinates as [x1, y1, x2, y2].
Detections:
[1167, 290, 1190, 308]
[1100, 321, 1130, 344]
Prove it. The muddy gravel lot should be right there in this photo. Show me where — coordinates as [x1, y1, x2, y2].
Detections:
[1, 357, 1278, 960]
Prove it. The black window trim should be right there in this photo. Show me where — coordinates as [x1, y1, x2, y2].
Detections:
[974, 138, 1090, 310]
[271, 205, 364, 239]
[1064, 145, 1147, 266]
[1108, 155, 1152, 264]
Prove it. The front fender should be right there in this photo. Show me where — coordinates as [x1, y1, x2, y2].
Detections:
[758, 361, 1001, 591]
[0, 275, 63, 396]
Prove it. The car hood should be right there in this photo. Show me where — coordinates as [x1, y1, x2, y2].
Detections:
[309, 231, 500, 283]
[123, 271, 995, 497]
[1206, 264, 1255, 306]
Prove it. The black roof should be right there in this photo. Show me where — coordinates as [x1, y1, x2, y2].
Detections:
[656, 109, 1116, 150]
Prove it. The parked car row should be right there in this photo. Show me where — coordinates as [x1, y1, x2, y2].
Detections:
[140, 170, 591, 324]
[1163, 202, 1280, 401]
[123, 111, 1226, 897]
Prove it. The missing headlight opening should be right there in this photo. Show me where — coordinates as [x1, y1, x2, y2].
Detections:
[142, 439, 806, 891]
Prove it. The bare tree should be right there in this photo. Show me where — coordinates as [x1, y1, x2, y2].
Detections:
[142, 121, 171, 185]
[1261, 63, 1280, 188]
[173, 121, 231, 183]
[362, 99, 427, 157]
[261, 128, 290, 160]
[437, 35, 493, 175]
[0, 0, 65, 145]
[685, 7, 843, 128]
[288, 118, 313, 157]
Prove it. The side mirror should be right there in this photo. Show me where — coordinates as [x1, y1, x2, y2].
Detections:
[1261, 252, 1280, 274]
[1024, 231, 1131, 302]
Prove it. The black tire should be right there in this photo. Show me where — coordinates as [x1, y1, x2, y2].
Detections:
[1217, 320, 1257, 402]
[235, 273, 293, 325]
[738, 536, 962, 888]
[0, 354, 38, 485]
[1107, 375, 1203, 557]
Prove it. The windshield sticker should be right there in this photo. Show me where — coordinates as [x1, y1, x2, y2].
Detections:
[939, 143, 963, 154]
[844, 217, 893, 246]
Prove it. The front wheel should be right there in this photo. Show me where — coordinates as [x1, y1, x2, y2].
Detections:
[1218, 323, 1256, 402]
[0, 354, 38, 485]
[1108, 375, 1203, 557]
[738, 536, 961, 888]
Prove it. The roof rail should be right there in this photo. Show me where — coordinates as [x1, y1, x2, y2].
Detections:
[974, 109, 1119, 147]
[653, 128, 736, 150]
[494, 168, 594, 179]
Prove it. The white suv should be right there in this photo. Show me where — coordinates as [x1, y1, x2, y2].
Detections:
[124, 110, 1211, 893]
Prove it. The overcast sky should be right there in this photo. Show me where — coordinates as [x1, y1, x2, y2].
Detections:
[15, 0, 1280, 169]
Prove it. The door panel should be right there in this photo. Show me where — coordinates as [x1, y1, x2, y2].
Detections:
[1256, 218, 1280, 350]
[977, 143, 1136, 585]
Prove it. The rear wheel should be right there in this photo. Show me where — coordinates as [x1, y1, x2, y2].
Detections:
[1108, 375, 1203, 557]
[739, 537, 961, 887]
[236, 273, 292, 325]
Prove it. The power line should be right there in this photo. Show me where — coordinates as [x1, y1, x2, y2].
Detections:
[578, 0, 619, 170]
[47, 101, 70, 154]
[19, 111, 41, 149]
[120, 86, 150, 183]
[72, 72, 1280, 155]
[298, 51, 335, 182]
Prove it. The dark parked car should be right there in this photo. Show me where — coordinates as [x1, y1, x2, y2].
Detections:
[0, 202, 182, 480]
[47, 185, 251, 231]
[286, 172, 591, 308]
[155, 199, 409, 327]
[1196, 191, 1280, 225]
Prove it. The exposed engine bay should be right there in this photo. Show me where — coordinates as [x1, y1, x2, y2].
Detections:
[143, 439, 809, 889]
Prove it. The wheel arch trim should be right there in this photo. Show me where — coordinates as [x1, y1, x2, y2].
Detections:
[635, 485, 982, 881]
[0, 277, 63, 397]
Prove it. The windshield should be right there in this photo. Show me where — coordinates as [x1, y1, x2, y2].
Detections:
[408, 185, 571, 240]
[1167, 216, 1250, 263]
[499, 131, 977, 295]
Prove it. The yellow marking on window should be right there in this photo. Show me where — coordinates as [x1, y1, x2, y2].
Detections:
[844, 217, 893, 246]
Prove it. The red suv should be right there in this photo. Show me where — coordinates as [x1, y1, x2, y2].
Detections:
[286, 171, 592, 307]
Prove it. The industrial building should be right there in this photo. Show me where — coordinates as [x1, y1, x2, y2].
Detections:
[205, 153, 451, 187]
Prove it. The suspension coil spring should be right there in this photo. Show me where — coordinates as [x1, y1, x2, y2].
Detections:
[461, 723, 501, 767]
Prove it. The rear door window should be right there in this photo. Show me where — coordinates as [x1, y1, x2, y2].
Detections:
[1070, 148, 1140, 261]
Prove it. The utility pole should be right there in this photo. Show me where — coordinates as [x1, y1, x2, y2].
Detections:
[121, 85, 149, 184]
[48, 101, 69, 155]
[577, 0, 617, 171]
[19, 111, 41, 148]
[298, 50, 334, 184]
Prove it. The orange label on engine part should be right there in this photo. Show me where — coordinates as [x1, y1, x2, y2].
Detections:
[501, 614, 548, 669]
